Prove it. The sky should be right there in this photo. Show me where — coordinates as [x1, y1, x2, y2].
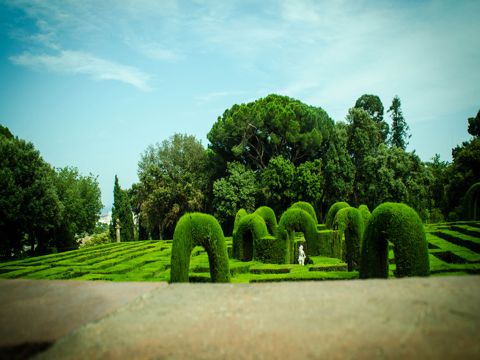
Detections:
[1, 0, 479, 212]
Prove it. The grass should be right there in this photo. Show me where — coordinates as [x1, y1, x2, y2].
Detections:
[0, 221, 479, 283]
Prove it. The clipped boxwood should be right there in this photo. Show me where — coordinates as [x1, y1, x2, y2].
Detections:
[277, 208, 317, 263]
[233, 214, 268, 261]
[254, 206, 278, 235]
[233, 208, 248, 235]
[254, 235, 285, 264]
[358, 204, 371, 226]
[463, 182, 480, 220]
[360, 202, 429, 279]
[290, 201, 318, 224]
[170, 213, 230, 283]
[317, 230, 342, 259]
[325, 201, 349, 229]
[333, 207, 364, 271]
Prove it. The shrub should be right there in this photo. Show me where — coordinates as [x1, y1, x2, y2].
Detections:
[233, 214, 269, 261]
[333, 207, 364, 271]
[463, 182, 480, 220]
[317, 230, 342, 259]
[254, 206, 278, 235]
[254, 235, 285, 264]
[80, 231, 111, 248]
[290, 201, 318, 224]
[325, 202, 349, 229]
[358, 204, 371, 226]
[428, 208, 444, 224]
[170, 213, 230, 283]
[277, 208, 317, 263]
[233, 208, 248, 235]
[360, 202, 429, 279]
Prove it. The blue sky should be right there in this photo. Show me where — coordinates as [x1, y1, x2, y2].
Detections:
[1, 0, 479, 212]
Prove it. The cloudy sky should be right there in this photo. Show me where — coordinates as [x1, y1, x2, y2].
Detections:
[1, 0, 479, 211]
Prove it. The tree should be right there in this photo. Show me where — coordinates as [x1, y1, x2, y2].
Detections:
[261, 155, 296, 215]
[52, 167, 103, 251]
[322, 122, 355, 217]
[110, 176, 135, 242]
[425, 154, 449, 215]
[294, 159, 323, 213]
[207, 94, 334, 172]
[212, 162, 259, 233]
[137, 134, 207, 239]
[354, 94, 389, 142]
[0, 126, 61, 257]
[467, 110, 480, 137]
[388, 95, 410, 150]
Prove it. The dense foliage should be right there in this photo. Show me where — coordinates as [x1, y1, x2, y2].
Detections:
[333, 207, 364, 271]
[110, 175, 135, 242]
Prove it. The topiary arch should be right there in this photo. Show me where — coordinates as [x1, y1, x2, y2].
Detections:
[358, 204, 371, 226]
[170, 213, 230, 283]
[277, 208, 317, 263]
[254, 206, 278, 235]
[233, 214, 269, 261]
[333, 207, 364, 271]
[325, 201, 349, 229]
[464, 182, 480, 220]
[233, 208, 248, 235]
[290, 201, 318, 224]
[360, 203, 429, 279]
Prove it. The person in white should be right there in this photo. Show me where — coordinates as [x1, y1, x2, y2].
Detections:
[298, 245, 306, 266]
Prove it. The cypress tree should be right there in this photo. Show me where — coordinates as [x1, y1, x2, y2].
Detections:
[110, 176, 135, 241]
[388, 95, 410, 150]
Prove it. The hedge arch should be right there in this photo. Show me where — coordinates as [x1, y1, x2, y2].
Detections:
[358, 204, 371, 226]
[464, 182, 480, 220]
[290, 201, 318, 224]
[360, 202, 429, 279]
[233, 214, 269, 261]
[170, 213, 230, 283]
[333, 207, 364, 271]
[277, 208, 317, 263]
[254, 206, 278, 235]
[325, 201, 350, 229]
[233, 208, 248, 235]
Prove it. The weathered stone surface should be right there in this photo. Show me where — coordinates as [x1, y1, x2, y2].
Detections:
[23, 276, 480, 359]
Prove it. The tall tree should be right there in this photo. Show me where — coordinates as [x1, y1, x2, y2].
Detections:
[212, 162, 259, 233]
[354, 94, 389, 142]
[207, 94, 334, 172]
[261, 155, 296, 215]
[110, 176, 135, 242]
[137, 134, 207, 239]
[467, 109, 480, 137]
[388, 95, 410, 150]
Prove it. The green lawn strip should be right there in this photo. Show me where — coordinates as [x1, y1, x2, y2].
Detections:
[249, 263, 293, 274]
[247, 271, 358, 282]
[450, 225, 480, 238]
[84, 246, 162, 271]
[426, 233, 480, 262]
[432, 229, 480, 253]
[92, 251, 171, 275]
[0, 265, 51, 279]
[309, 256, 344, 265]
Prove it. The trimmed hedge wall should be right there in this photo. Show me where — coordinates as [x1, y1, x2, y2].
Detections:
[333, 207, 364, 271]
[277, 208, 317, 263]
[233, 213, 284, 263]
[464, 182, 480, 221]
[360, 202, 429, 279]
[233, 208, 248, 235]
[170, 213, 230, 283]
[317, 230, 342, 259]
[254, 206, 278, 235]
[290, 201, 318, 224]
[325, 202, 350, 229]
[358, 204, 371, 226]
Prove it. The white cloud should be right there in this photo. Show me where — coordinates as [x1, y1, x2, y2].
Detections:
[10, 50, 151, 91]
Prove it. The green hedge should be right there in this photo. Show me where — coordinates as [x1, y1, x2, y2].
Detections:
[360, 202, 429, 279]
[333, 207, 364, 271]
[358, 204, 371, 226]
[233, 208, 248, 235]
[277, 208, 317, 263]
[170, 213, 230, 283]
[254, 206, 278, 235]
[317, 230, 342, 259]
[290, 201, 318, 224]
[464, 182, 480, 221]
[254, 235, 285, 264]
[233, 214, 268, 261]
[325, 202, 350, 229]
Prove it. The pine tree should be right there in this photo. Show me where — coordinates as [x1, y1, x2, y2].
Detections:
[388, 95, 410, 150]
[110, 176, 135, 241]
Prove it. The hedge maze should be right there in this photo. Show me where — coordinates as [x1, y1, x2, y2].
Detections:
[1, 202, 479, 283]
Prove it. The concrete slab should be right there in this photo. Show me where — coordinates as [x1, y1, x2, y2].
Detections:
[0, 279, 165, 356]
[30, 276, 480, 359]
